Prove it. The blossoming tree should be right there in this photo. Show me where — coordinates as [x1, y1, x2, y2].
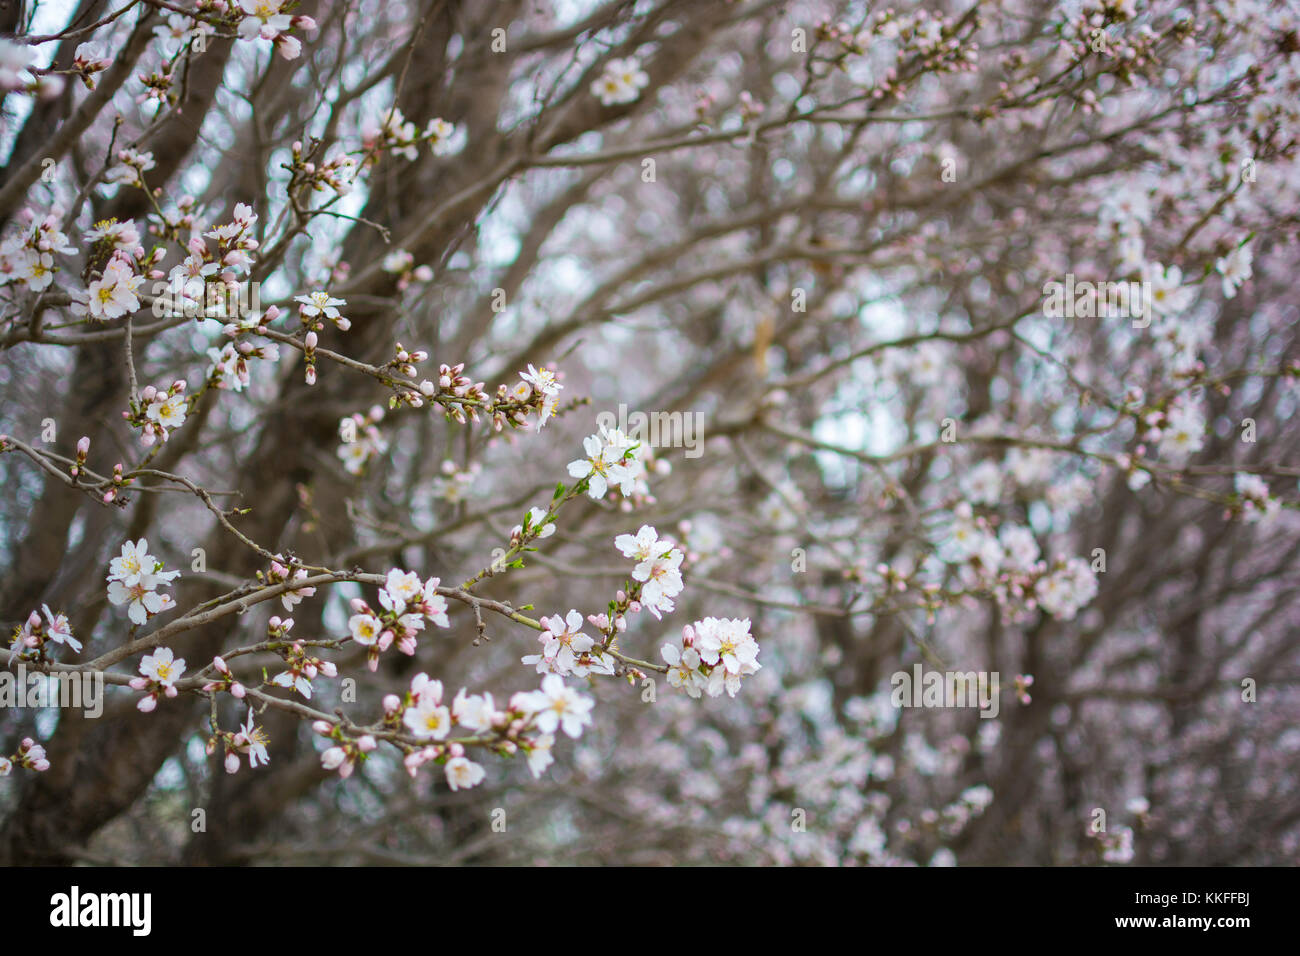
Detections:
[2, 0, 1299, 865]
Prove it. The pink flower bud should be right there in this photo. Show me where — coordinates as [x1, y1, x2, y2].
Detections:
[141, 385, 157, 401]
[358, 735, 377, 753]
[231, 683, 246, 698]
[321, 746, 347, 769]
[312, 720, 332, 735]
[264, 305, 281, 321]
[383, 694, 401, 714]
[26, 610, 41, 628]
[77, 436, 90, 455]
[304, 331, 318, 349]
[225, 752, 241, 774]
[449, 743, 464, 758]
[137, 695, 157, 713]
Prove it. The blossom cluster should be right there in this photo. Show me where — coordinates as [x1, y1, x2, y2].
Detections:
[262, 556, 318, 612]
[296, 290, 350, 332]
[347, 570, 451, 670]
[156, 202, 263, 324]
[614, 524, 684, 619]
[233, 0, 318, 60]
[0, 37, 65, 98]
[288, 139, 359, 197]
[130, 646, 186, 712]
[0, 738, 50, 776]
[360, 106, 458, 162]
[433, 459, 484, 504]
[522, 609, 615, 678]
[0, 210, 76, 293]
[369, 671, 595, 788]
[940, 504, 1099, 622]
[207, 338, 281, 392]
[1233, 472, 1280, 524]
[568, 423, 654, 500]
[382, 248, 434, 291]
[267, 621, 338, 699]
[591, 57, 649, 106]
[209, 708, 271, 774]
[8, 605, 79, 662]
[104, 147, 156, 188]
[338, 406, 389, 474]
[123, 380, 189, 446]
[502, 363, 563, 431]
[107, 539, 181, 625]
[661, 617, 762, 698]
[72, 251, 147, 321]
